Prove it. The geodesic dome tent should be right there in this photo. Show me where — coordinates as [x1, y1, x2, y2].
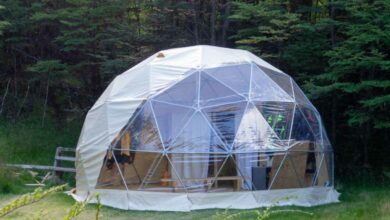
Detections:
[74, 45, 339, 211]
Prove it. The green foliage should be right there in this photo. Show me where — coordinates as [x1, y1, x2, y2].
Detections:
[230, 0, 300, 61]
[230, 0, 389, 181]
[315, 0, 390, 129]
[0, 184, 67, 217]
[0, 168, 28, 194]
[0, 4, 10, 35]
[63, 193, 101, 220]
[0, 160, 37, 194]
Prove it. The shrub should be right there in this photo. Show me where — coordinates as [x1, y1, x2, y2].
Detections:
[0, 184, 67, 217]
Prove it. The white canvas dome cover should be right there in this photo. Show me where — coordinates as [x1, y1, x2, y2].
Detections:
[74, 45, 339, 211]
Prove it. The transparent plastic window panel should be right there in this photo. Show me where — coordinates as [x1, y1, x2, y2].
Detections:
[199, 71, 245, 107]
[202, 101, 247, 148]
[96, 150, 128, 190]
[167, 112, 227, 153]
[169, 153, 231, 192]
[152, 72, 199, 108]
[111, 101, 164, 152]
[290, 105, 321, 144]
[291, 80, 315, 108]
[254, 101, 295, 141]
[204, 64, 251, 97]
[258, 66, 294, 100]
[250, 65, 294, 102]
[233, 103, 284, 152]
[151, 100, 195, 148]
[312, 142, 333, 187]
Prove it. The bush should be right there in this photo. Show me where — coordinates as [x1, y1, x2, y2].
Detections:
[0, 166, 36, 194]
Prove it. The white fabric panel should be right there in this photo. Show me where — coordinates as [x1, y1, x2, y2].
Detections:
[245, 51, 284, 73]
[150, 65, 195, 96]
[78, 148, 107, 188]
[109, 65, 151, 100]
[71, 187, 339, 211]
[189, 191, 259, 210]
[200, 46, 251, 68]
[151, 48, 201, 68]
[127, 191, 192, 211]
[74, 161, 89, 193]
[77, 104, 108, 148]
[252, 187, 340, 207]
[106, 99, 144, 142]
[92, 81, 115, 110]
[93, 189, 129, 210]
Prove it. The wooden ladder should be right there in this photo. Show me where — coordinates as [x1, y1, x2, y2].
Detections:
[139, 154, 163, 189]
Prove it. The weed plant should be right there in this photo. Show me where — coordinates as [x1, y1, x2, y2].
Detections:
[0, 184, 67, 217]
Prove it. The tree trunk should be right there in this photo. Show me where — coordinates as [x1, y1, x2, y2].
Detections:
[210, 0, 217, 45]
[42, 78, 49, 127]
[363, 121, 371, 168]
[16, 82, 30, 120]
[191, 0, 199, 44]
[221, 1, 230, 46]
[136, 0, 141, 37]
[0, 79, 11, 115]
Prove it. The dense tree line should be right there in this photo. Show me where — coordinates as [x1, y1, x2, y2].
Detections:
[0, 0, 389, 182]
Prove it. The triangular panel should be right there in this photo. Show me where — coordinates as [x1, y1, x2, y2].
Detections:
[152, 72, 199, 107]
[259, 66, 294, 100]
[112, 102, 164, 152]
[254, 101, 295, 141]
[151, 100, 195, 147]
[291, 106, 318, 143]
[135, 153, 172, 192]
[204, 64, 251, 96]
[96, 150, 127, 189]
[167, 112, 227, 153]
[199, 72, 245, 107]
[250, 65, 294, 102]
[202, 101, 247, 148]
[233, 103, 281, 152]
[292, 80, 315, 108]
[297, 105, 321, 141]
[320, 126, 332, 151]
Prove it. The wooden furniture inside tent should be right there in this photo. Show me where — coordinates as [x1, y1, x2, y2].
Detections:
[268, 141, 311, 189]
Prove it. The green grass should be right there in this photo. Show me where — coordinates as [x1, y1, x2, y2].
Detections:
[0, 113, 81, 165]
[0, 184, 389, 220]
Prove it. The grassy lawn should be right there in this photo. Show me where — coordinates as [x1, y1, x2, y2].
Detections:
[0, 184, 389, 220]
[1, 115, 389, 219]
